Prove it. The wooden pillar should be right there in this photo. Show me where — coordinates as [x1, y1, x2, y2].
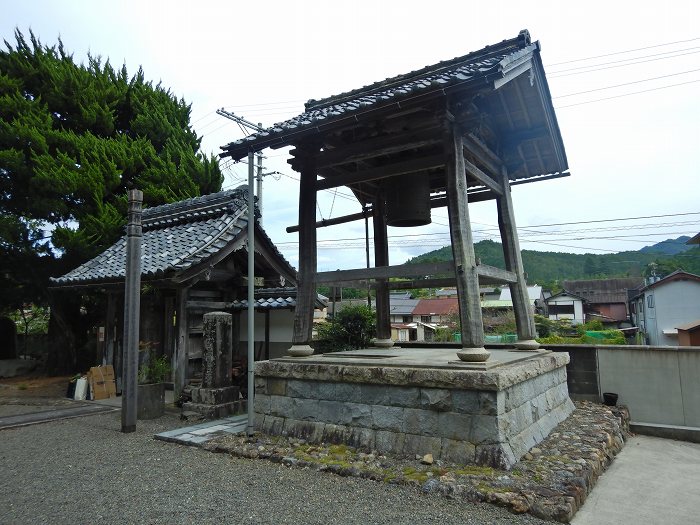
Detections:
[264, 310, 271, 360]
[373, 191, 393, 347]
[496, 168, 539, 350]
[288, 147, 317, 357]
[173, 286, 190, 398]
[444, 121, 489, 362]
[105, 292, 116, 367]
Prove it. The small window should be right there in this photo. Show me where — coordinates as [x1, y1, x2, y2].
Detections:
[421, 315, 431, 323]
[402, 315, 412, 323]
[647, 295, 655, 308]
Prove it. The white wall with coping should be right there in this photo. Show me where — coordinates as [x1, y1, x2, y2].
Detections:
[638, 279, 700, 346]
[597, 345, 700, 428]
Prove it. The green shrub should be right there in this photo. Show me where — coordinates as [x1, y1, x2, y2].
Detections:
[315, 305, 376, 353]
[138, 355, 171, 384]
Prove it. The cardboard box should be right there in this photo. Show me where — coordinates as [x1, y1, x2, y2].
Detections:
[88, 365, 116, 400]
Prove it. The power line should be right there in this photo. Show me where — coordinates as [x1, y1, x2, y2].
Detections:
[546, 37, 700, 67]
[548, 46, 700, 75]
[553, 68, 700, 99]
[519, 212, 700, 229]
[555, 79, 700, 109]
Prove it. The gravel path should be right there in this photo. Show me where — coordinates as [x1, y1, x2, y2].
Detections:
[0, 410, 548, 525]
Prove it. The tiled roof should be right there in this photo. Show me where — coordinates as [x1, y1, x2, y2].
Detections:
[231, 296, 296, 310]
[389, 298, 420, 316]
[561, 278, 644, 304]
[221, 31, 535, 159]
[412, 298, 459, 316]
[51, 187, 294, 286]
[231, 287, 328, 310]
[236, 287, 327, 309]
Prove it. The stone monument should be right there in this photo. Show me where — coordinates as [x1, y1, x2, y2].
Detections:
[183, 311, 240, 418]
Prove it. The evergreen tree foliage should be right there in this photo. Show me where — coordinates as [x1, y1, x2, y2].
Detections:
[0, 30, 223, 310]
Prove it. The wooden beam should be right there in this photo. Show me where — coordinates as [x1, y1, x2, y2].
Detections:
[314, 130, 441, 169]
[463, 134, 503, 177]
[316, 154, 444, 191]
[315, 261, 455, 284]
[186, 300, 232, 310]
[286, 209, 370, 233]
[380, 278, 456, 290]
[463, 158, 503, 195]
[476, 265, 517, 284]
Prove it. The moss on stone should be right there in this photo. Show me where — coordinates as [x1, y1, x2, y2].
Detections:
[453, 465, 497, 477]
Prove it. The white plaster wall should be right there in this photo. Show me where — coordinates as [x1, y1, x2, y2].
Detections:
[239, 309, 294, 342]
[547, 295, 585, 324]
[646, 281, 700, 346]
[597, 345, 700, 428]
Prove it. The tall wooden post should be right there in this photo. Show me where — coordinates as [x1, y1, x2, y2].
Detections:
[496, 168, 539, 350]
[121, 189, 143, 433]
[373, 191, 393, 347]
[444, 122, 489, 362]
[105, 292, 116, 367]
[288, 147, 317, 357]
[173, 286, 190, 398]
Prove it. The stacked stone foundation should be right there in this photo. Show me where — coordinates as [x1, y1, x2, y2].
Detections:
[183, 386, 241, 419]
[254, 353, 574, 469]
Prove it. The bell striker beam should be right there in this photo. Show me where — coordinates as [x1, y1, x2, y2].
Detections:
[287, 146, 318, 357]
[444, 120, 489, 362]
[372, 190, 393, 347]
[496, 167, 539, 350]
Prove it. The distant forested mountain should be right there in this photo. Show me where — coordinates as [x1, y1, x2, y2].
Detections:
[638, 236, 692, 255]
[406, 238, 700, 284]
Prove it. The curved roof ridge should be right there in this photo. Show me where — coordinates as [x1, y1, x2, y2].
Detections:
[305, 30, 531, 111]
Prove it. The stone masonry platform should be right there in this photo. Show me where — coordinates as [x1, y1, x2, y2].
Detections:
[254, 348, 574, 469]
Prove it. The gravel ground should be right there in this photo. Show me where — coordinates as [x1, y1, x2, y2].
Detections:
[0, 410, 549, 525]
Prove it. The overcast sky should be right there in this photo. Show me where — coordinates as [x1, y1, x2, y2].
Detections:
[3, 0, 699, 273]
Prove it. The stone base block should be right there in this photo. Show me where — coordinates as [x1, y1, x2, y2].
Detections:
[190, 386, 239, 405]
[254, 350, 574, 469]
[182, 400, 243, 419]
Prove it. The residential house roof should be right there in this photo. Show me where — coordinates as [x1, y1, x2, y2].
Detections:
[561, 278, 644, 305]
[481, 300, 514, 309]
[545, 290, 588, 303]
[389, 298, 420, 316]
[413, 298, 459, 316]
[631, 270, 700, 298]
[676, 319, 700, 331]
[499, 285, 542, 303]
[51, 187, 296, 287]
[220, 31, 567, 184]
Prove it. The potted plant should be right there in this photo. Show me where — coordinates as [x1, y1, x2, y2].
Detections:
[137, 353, 171, 419]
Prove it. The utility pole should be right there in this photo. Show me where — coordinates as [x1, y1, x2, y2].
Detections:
[122, 189, 142, 433]
[216, 109, 268, 226]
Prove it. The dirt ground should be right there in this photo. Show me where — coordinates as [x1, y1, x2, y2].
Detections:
[0, 375, 73, 399]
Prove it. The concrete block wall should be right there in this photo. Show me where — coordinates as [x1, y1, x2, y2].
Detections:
[254, 363, 573, 469]
[547, 345, 600, 401]
[596, 345, 700, 428]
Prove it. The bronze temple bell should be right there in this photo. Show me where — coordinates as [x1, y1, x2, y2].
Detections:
[383, 173, 432, 227]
